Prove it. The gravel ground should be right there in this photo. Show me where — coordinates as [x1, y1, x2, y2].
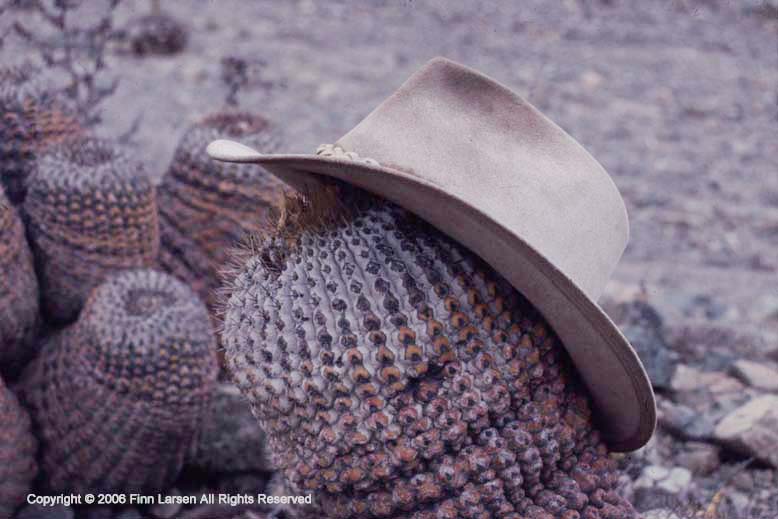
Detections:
[2, 1, 777, 518]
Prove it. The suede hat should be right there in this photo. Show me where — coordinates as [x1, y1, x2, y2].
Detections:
[207, 57, 656, 451]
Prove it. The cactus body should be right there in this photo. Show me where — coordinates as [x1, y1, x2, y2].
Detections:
[23, 137, 159, 323]
[0, 64, 83, 205]
[18, 269, 218, 493]
[0, 186, 39, 370]
[0, 375, 38, 518]
[123, 13, 188, 56]
[158, 111, 284, 315]
[223, 186, 636, 519]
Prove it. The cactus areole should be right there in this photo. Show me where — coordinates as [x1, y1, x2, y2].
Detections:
[210, 57, 656, 454]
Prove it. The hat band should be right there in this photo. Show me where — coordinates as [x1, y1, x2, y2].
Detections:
[316, 144, 380, 167]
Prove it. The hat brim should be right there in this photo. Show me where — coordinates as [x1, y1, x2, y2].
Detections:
[208, 139, 656, 452]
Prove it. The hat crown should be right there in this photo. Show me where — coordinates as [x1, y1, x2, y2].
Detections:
[338, 57, 628, 301]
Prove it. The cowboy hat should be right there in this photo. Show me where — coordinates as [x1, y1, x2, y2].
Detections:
[207, 57, 656, 452]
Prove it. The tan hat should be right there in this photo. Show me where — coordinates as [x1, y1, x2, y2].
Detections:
[207, 57, 656, 451]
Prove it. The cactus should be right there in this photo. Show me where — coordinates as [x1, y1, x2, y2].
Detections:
[222, 184, 637, 519]
[17, 269, 218, 494]
[0, 63, 83, 205]
[23, 137, 159, 323]
[0, 375, 38, 518]
[0, 185, 39, 371]
[157, 111, 284, 316]
[123, 12, 188, 56]
[121, 0, 188, 57]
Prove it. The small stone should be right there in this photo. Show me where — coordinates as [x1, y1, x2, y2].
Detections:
[731, 359, 778, 391]
[580, 69, 604, 89]
[149, 489, 182, 519]
[755, 293, 778, 322]
[714, 395, 778, 467]
[726, 490, 753, 518]
[676, 442, 720, 475]
[656, 467, 692, 494]
[642, 509, 681, 519]
[731, 470, 755, 493]
[671, 365, 744, 395]
[633, 487, 681, 513]
[644, 465, 670, 481]
[608, 300, 677, 389]
[658, 399, 717, 440]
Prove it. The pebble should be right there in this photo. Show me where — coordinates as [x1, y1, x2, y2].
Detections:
[642, 510, 681, 519]
[656, 467, 692, 494]
[607, 299, 677, 389]
[670, 365, 743, 394]
[731, 359, 778, 391]
[634, 464, 691, 494]
[658, 398, 717, 441]
[714, 395, 778, 467]
[675, 441, 720, 475]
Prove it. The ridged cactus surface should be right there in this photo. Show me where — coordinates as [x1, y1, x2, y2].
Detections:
[18, 269, 218, 494]
[0, 375, 38, 518]
[158, 111, 284, 314]
[223, 186, 636, 519]
[0, 64, 83, 205]
[0, 186, 39, 370]
[23, 137, 159, 323]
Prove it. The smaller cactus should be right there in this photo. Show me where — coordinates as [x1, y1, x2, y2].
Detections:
[23, 137, 159, 323]
[0, 375, 38, 518]
[0, 63, 83, 204]
[18, 269, 218, 494]
[0, 185, 39, 371]
[157, 111, 284, 316]
[120, 0, 188, 57]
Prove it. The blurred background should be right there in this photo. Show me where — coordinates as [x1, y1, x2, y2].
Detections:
[2, 0, 777, 517]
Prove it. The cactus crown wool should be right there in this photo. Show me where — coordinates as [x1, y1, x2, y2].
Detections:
[18, 269, 218, 494]
[0, 375, 38, 518]
[0, 185, 39, 371]
[0, 63, 83, 204]
[23, 137, 159, 323]
[222, 183, 637, 519]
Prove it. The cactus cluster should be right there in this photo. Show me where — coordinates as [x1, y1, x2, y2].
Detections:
[0, 375, 38, 518]
[222, 185, 637, 519]
[158, 111, 284, 314]
[23, 137, 159, 323]
[0, 64, 83, 205]
[0, 186, 39, 371]
[17, 269, 219, 494]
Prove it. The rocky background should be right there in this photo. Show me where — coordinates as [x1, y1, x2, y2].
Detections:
[1, 1, 777, 518]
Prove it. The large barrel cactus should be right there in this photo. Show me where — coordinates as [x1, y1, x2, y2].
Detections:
[157, 111, 284, 316]
[17, 269, 218, 494]
[222, 183, 637, 519]
[0, 185, 39, 371]
[0, 375, 38, 518]
[0, 63, 83, 205]
[23, 137, 159, 323]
